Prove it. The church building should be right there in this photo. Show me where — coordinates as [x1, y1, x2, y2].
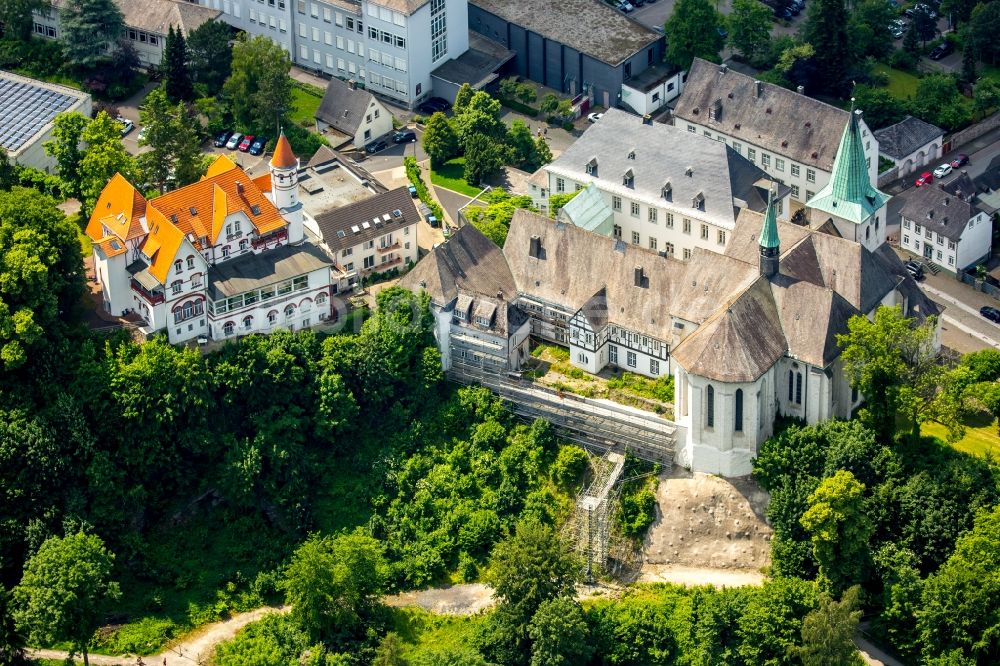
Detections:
[87, 133, 334, 343]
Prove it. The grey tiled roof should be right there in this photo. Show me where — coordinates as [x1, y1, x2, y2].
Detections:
[673, 58, 855, 173]
[400, 223, 517, 306]
[52, 0, 220, 36]
[315, 78, 381, 137]
[899, 182, 979, 242]
[546, 109, 779, 229]
[469, 0, 660, 66]
[873, 115, 944, 160]
[312, 187, 419, 252]
[207, 242, 332, 299]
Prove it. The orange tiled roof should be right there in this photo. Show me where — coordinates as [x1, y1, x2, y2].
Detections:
[145, 207, 186, 284]
[204, 154, 238, 179]
[148, 159, 286, 247]
[86, 173, 147, 243]
[271, 132, 297, 169]
[96, 236, 128, 258]
[252, 173, 272, 193]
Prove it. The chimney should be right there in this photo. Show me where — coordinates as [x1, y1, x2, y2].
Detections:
[642, 113, 652, 125]
[944, 197, 950, 206]
[755, 80, 763, 98]
[347, 79, 357, 90]
[236, 181, 244, 193]
[529, 235, 541, 258]
[719, 64, 728, 74]
[796, 85, 805, 94]
[634, 266, 645, 287]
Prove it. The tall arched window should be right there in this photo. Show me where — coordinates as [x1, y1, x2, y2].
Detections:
[796, 372, 803, 404]
[735, 388, 743, 432]
[706, 385, 715, 428]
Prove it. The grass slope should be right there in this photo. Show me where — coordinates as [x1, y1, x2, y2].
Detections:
[430, 158, 483, 197]
[924, 411, 1000, 458]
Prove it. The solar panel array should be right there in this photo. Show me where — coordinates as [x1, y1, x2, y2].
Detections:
[0, 76, 79, 152]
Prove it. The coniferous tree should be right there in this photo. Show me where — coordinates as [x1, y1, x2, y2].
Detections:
[163, 26, 193, 102]
[961, 44, 977, 85]
[186, 20, 233, 95]
[804, 0, 852, 95]
[60, 0, 124, 70]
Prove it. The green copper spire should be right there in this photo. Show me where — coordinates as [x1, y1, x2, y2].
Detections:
[806, 108, 890, 226]
[759, 188, 780, 250]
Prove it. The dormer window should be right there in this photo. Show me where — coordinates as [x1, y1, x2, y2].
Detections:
[189, 207, 197, 216]
[662, 182, 672, 201]
[586, 157, 597, 175]
[623, 168, 634, 188]
[685, 166, 694, 177]
[709, 99, 722, 121]
[627, 149, 635, 160]
[692, 192, 705, 210]
[476, 315, 491, 327]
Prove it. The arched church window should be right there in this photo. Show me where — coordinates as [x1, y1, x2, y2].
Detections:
[735, 389, 743, 432]
[706, 385, 715, 428]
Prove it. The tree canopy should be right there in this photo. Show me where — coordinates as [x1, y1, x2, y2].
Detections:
[223, 33, 292, 133]
[163, 26, 193, 102]
[186, 19, 233, 95]
[60, 0, 124, 70]
[79, 112, 138, 215]
[804, 0, 852, 95]
[665, 0, 725, 69]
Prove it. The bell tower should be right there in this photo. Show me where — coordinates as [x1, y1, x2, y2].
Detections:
[270, 130, 303, 244]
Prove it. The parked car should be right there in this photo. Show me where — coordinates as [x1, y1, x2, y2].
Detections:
[915, 171, 934, 187]
[915, 3, 937, 18]
[214, 130, 233, 148]
[117, 116, 134, 136]
[951, 154, 970, 168]
[617, 1, 634, 12]
[933, 163, 953, 178]
[587, 112, 604, 123]
[225, 132, 244, 150]
[929, 41, 953, 60]
[393, 129, 417, 143]
[408, 184, 418, 198]
[238, 135, 255, 152]
[981, 306, 1000, 323]
[248, 136, 267, 156]
[905, 260, 925, 280]
[890, 24, 904, 38]
[418, 97, 450, 114]
[366, 139, 388, 154]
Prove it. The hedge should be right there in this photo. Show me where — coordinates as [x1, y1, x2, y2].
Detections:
[403, 156, 445, 221]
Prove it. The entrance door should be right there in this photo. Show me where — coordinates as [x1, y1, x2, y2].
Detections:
[923, 244, 934, 260]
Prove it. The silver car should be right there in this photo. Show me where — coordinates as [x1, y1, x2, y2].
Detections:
[225, 132, 244, 150]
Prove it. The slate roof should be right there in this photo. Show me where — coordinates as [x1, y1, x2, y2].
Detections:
[469, 0, 660, 66]
[975, 155, 1000, 192]
[673, 58, 855, 173]
[315, 78, 381, 137]
[311, 186, 419, 253]
[207, 242, 332, 299]
[52, 0, 221, 36]
[873, 115, 944, 159]
[899, 181, 980, 242]
[807, 110, 890, 225]
[399, 223, 517, 306]
[547, 109, 780, 229]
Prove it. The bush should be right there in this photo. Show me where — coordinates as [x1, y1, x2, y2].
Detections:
[552, 445, 589, 488]
[562, 121, 574, 132]
[619, 487, 658, 539]
[498, 96, 539, 117]
[14, 165, 63, 198]
[95, 617, 179, 654]
[404, 156, 444, 220]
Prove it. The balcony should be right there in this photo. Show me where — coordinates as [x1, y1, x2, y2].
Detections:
[377, 240, 401, 254]
[251, 228, 289, 249]
[130, 278, 165, 305]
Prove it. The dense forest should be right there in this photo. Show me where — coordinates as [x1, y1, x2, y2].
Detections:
[3, 184, 1000, 664]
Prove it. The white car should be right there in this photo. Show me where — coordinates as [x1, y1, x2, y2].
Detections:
[587, 112, 604, 123]
[933, 163, 953, 178]
[117, 116, 134, 136]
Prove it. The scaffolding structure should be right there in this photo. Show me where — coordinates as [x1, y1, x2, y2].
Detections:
[564, 451, 626, 581]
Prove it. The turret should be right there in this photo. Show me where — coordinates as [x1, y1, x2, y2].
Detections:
[270, 130, 303, 244]
[759, 189, 780, 278]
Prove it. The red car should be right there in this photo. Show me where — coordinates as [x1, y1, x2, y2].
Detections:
[951, 154, 969, 168]
[915, 172, 934, 187]
[238, 135, 255, 152]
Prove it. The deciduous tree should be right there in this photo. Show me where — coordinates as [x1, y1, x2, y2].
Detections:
[282, 532, 388, 641]
[43, 112, 90, 200]
[12, 532, 120, 666]
[60, 0, 124, 70]
[528, 597, 593, 666]
[852, 85, 911, 130]
[78, 112, 138, 215]
[421, 112, 459, 167]
[0, 584, 27, 666]
[804, 0, 852, 95]
[137, 87, 175, 192]
[665, 0, 725, 69]
[0, 0, 49, 41]
[463, 134, 507, 186]
[223, 33, 292, 133]
[728, 0, 772, 64]
[0, 148, 14, 191]
[800, 470, 873, 594]
[850, 0, 896, 60]
[795, 586, 865, 666]
[453, 83, 474, 114]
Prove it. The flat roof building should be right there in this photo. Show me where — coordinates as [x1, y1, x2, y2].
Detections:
[0, 70, 91, 172]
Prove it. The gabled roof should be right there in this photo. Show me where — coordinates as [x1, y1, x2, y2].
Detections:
[86, 173, 147, 244]
[559, 183, 614, 233]
[673, 58, 854, 173]
[315, 78, 381, 137]
[873, 115, 944, 159]
[399, 223, 516, 305]
[899, 181, 980, 242]
[51, 0, 220, 36]
[144, 207, 186, 284]
[806, 110, 890, 225]
[312, 186, 419, 253]
[546, 109, 778, 229]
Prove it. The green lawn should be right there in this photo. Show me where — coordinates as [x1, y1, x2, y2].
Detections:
[873, 63, 920, 100]
[288, 82, 324, 128]
[430, 158, 483, 197]
[924, 411, 1000, 458]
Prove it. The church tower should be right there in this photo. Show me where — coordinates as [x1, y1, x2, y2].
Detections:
[805, 107, 890, 252]
[270, 130, 303, 244]
[759, 188, 780, 278]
